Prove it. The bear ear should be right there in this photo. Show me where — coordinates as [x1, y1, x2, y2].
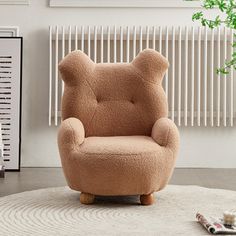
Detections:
[131, 49, 169, 83]
[59, 50, 94, 85]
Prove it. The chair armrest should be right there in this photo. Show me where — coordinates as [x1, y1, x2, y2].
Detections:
[58, 118, 85, 154]
[151, 118, 179, 154]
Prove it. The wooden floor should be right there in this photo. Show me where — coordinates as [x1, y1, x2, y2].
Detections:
[1, 168, 236, 197]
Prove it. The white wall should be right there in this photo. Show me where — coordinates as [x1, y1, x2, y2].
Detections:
[0, 0, 235, 168]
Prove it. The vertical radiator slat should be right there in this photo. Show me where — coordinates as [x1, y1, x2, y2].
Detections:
[61, 26, 65, 96]
[197, 27, 201, 126]
[210, 28, 214, 126]
[62, 26, 65, 58]
[191, 26, 194, 126]
[120, 26, 123, 62]
[204, 27, 208, 126]
[81, 26, 84, 52]
[88, 26, 91, 58]
[217, 27, 221, 126]
[159, 26, 162, 54]
[178, 26, 182, 126]
[126, 26, 130, 62]
[223, 27, 227, 126]
[152, 26, 156, 50]
[230, 29, 234, 126]
[49, 26, 52, 126]
[55, 26, 59, 126]
[75, 26, 78, 50]
[107, 26, 110, 62]
[146, 26, 149, 48]
[133, 26, 136, 59]
[184, 26, 188, 126]
[114, 26, 117, 63]
[68, 26, 71, 53]
[94, 26, 97, 63]
[101, 26, 104, 63]
[171, 26, 175, 121]
[139, 26, 143, 52]
[165, 27, 169, 99]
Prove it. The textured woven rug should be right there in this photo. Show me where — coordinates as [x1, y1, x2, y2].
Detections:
[0, 185, 235, 236]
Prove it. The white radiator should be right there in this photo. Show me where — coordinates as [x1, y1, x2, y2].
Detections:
[49, 25, 236, 127]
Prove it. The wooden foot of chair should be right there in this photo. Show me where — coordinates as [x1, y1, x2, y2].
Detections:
[140, 193, 154, 205]
[80, 192, 95, 204]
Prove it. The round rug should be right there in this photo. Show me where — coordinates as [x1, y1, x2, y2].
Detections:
[0, 185, 235, 236]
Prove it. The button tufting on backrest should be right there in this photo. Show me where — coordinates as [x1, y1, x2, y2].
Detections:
[96, 96, 101, 103]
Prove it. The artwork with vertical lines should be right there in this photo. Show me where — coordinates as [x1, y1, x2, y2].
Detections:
[0, 37, 22, 170]
[49, 25, 235, 127]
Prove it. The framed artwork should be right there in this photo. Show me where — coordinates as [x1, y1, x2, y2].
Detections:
[0, 0, 29, 4]
[0, 37, 22, 171]
[49, 0, 201, 8]
[0, 26, 19, 37]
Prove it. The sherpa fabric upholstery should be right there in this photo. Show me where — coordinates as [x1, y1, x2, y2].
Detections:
[58, 49, 180, 196]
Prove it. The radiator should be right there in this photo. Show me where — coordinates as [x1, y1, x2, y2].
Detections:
[49, 25, 235, 127]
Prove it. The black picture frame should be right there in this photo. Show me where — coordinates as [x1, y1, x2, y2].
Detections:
[0, 37, 23, 171]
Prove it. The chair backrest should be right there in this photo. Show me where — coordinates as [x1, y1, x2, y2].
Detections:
[59, 49, 169, 137]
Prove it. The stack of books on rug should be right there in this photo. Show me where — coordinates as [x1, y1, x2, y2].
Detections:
[197, 212, 236, 235]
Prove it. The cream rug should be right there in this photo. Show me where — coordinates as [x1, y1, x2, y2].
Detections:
[0, 185, 235, 236]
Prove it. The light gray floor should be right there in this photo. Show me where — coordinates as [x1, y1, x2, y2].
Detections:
[1, 168, 236, 197]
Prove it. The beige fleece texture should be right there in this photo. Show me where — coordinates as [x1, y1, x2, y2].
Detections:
[58, 49, 179, 196]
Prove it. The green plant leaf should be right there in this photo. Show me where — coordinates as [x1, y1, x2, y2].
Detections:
[191, 0, 236, 75]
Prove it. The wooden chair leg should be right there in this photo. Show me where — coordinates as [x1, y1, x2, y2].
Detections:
[80, 192, 95, 204]
[140, 193, 154, 205]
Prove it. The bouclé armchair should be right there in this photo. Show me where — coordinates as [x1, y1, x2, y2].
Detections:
[58, 49, 179, 205]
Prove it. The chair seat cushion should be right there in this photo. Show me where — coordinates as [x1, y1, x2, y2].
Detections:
[61, 135, 175, 196]
[80, 136, 161, 155]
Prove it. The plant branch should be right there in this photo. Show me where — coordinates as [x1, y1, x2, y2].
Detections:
[191, 0, 236, 74]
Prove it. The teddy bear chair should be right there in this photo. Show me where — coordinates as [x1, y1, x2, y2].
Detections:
[58, 49, 179, 205]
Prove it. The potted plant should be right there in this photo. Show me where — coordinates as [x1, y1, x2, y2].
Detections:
[192, 0, 236, 74]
